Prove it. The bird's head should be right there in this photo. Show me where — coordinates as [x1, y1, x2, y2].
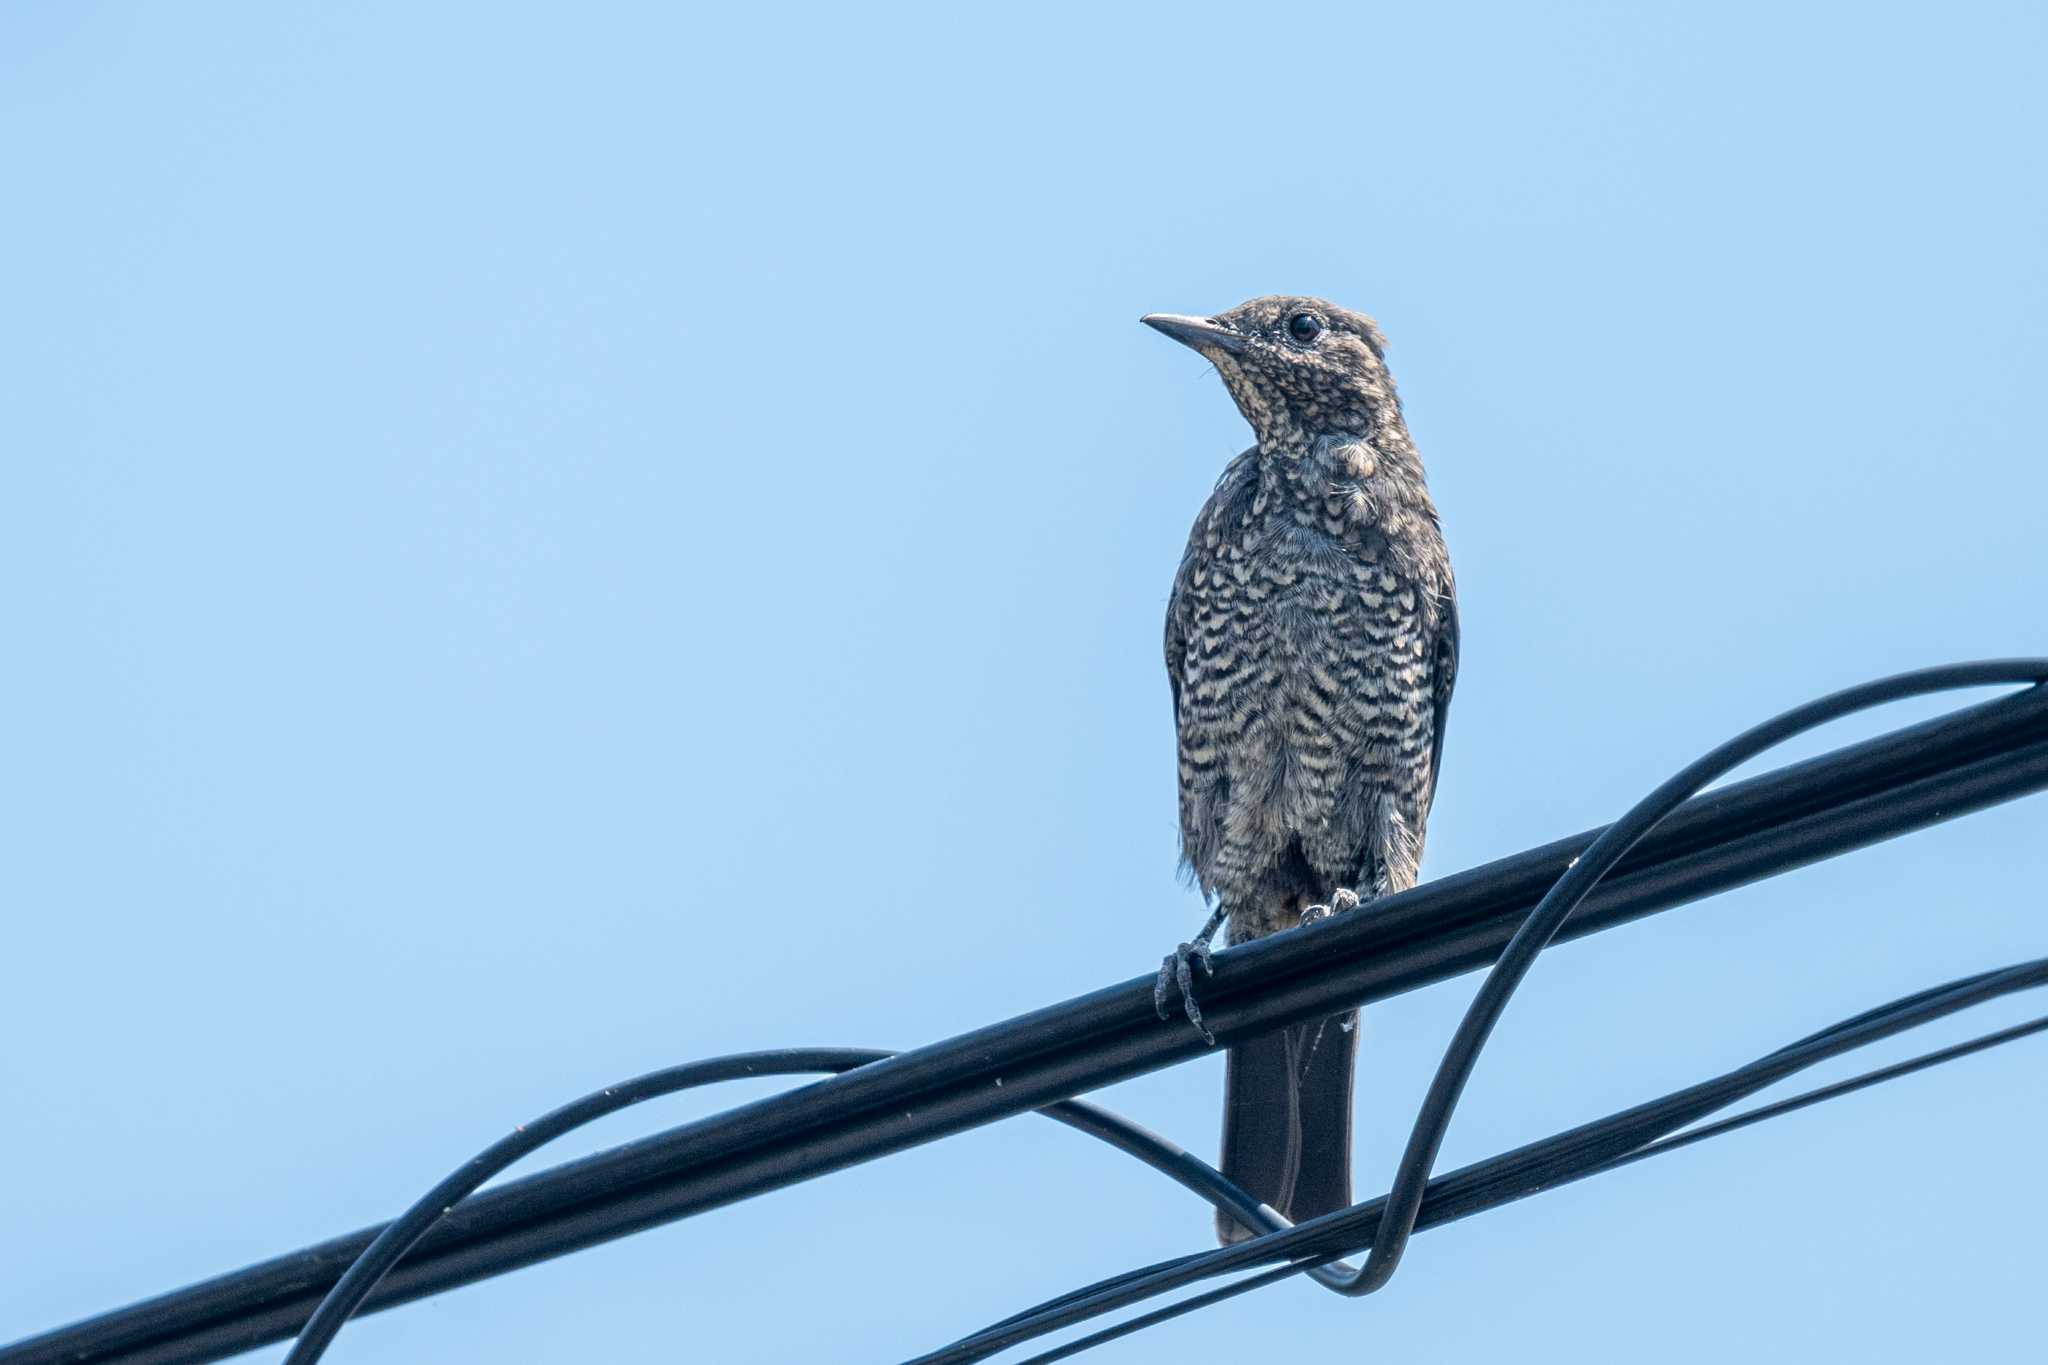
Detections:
[1143, 296, 1395, 449]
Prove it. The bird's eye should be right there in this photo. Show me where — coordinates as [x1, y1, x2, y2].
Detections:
[1287, 312, 1324, 344]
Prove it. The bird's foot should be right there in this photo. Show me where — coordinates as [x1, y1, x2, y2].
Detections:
[1300, 887, 1362, 927]
[1154, 939, 1218, 1046]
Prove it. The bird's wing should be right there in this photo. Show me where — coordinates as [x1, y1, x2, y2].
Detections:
[1165, 449, 1258, 727]
[1164, 546, 1196, 724]
[1425, 579, 1460, 815]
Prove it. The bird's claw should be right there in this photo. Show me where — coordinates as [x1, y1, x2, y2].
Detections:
[1154, 940, 1217, 1045]
[1300, 887, 1362, 927]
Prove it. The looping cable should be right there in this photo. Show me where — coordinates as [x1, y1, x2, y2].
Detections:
[279, 660, 2048, 1365]
[283, 1050, 1322, 1364]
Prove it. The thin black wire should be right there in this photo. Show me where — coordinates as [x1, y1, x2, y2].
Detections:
[989, 963, 2046, 1344]
[935, 956, 2048, 1364]
[929, 660, 2048, 1361]
[284, 1054, 1325, 1363]
[1005, 1009, 2048, 1365]
[282, 1051, 871, 1364]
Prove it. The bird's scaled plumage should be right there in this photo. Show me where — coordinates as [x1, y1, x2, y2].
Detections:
[1145, 296, 1459, 1244]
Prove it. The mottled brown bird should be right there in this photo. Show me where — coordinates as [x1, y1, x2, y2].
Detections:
[1145, 296, 1458, 1244]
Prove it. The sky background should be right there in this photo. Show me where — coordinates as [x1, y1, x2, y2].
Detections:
[4, 3, 2046, 1361]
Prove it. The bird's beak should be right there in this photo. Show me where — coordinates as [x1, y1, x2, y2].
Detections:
[1142, 313, 1247, 355]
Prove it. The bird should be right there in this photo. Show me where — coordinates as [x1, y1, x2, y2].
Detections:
[1143, 296, 1458, 1244]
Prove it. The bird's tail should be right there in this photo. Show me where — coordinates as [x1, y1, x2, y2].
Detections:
[1216, 1009, 1358, 1244]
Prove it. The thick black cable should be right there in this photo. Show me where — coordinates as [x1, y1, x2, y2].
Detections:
[1003, 1010, 2048, 1365]
[8, 663, 2046, 1365]
[931, 955, 2048, 1363]
[932, 662, 2046, 1358]
[934, 657, 2048, 1359]
[299, 962, 2048, 1365]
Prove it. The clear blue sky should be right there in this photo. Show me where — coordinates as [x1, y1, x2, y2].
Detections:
[4, 4, 2045, 1361]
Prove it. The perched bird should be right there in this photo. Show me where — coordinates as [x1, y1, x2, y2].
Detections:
[1144, 297, 1458, 1244]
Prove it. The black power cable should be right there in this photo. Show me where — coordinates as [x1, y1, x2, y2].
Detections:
[926, 659, 2048, 1361]
[6, 662, 2045, 1365]
[282, 973, 2048, 1363]
[290, 661, 2048, 1362]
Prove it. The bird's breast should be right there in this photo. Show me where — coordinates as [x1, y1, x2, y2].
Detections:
[1180, 530, 1429, 727]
